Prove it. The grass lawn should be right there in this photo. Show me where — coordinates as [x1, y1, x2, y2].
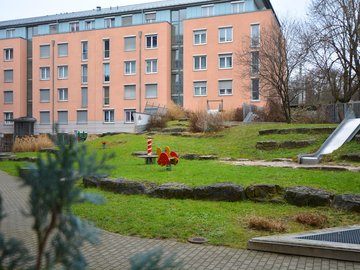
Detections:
[73, 189, 360, 249]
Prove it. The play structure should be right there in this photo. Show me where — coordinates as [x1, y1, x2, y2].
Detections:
[157, 146, 179, 171]
[299, 109, 360, 164]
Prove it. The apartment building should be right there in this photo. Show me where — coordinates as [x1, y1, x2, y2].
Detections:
[0, 0, 279, 134]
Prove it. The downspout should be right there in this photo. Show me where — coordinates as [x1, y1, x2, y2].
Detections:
[51, 40, 55, 134]
[138, 31, 142, 112]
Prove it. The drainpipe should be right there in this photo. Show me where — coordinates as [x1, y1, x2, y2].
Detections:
[51, 40, 55, 134]
[138, 31, 142, 112]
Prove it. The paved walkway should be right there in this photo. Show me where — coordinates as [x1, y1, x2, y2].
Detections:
[1, 170, 360, 270]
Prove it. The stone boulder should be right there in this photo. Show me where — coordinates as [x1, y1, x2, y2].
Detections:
[245, 184, 283, 202]
[193, 183, 245, 201]
[181, 153, 200, 160]
[99, 178, 155, 195]
[285, 186, 334, 207]
[341, 154, 360, 162]
[149, 183, 193, 199]
[279, 140, 316, 149]
[332, 194, 360, 213]
[256, 141, 279, 150]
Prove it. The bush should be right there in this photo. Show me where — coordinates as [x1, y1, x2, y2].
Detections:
[12, 134, 55, 152]
[166, 101, 187, 120]
[189, 111, 224, 133]
[255, 99, 286, 122]
[233, 107, 244, 122]
[248, 216, 286, 232]
[146, 113, 168, 130]
[292, 106, 329, 124]
[293, 213, 328, 228]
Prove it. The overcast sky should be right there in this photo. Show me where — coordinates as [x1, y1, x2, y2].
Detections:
[0, 0, 311, 21]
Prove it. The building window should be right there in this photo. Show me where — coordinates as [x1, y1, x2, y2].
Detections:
[4, 91, 13, 104]
[232, 1, 245, 13]
[40, 67, 50, 80]
[4, 70, 13, 83]
[40, 45, 50, 58]
[146, 59, 158, 74]
[145, 84, 158, 99]
[103, 86, 110, 105]
[124, 36, 136, 51]
[124, 85, 136, 100]
[193, 30, 207, 45]
[49, 24, 59, 34]
[124, 61, 136, 75]
[104, 17, 115, 28]
[103, 39, 110, 59]
[57, 66, 68, 79]
[193, 55, 207, 70]
[251, 51, 260, 74]
[219, 27, 233, 43]
[219, 53, 233, 69]
[4, 48, 13, 61]
[251, 24, 260, 47]
[201, 5, 214, 16]
[81, 41, 88, 61]
[145, 12, 156, 23]
[81, 87, 88, 108]
[40, 111, 50, 124]
[251, 78, 260, 101]
[58, 88, 68, 101]
[85, 20, 95, 30]
[77, 110, 88, 124]
[122, 15, 132, 26]
[194, 81, 207, 96]
[32, 26, 39, 36]
[104, 110, 114, 123]
[58, 43, 68, 57]
[81, 64, 88, 84]
[69, 22, 79, 32]
[40, 89, 50, 103]
[219, 80, 233, 96]
[6, 29, 15, 38]
[145, 34, 158, 49]
[58, 111, 68, 124]
[124, 109, 135, 123]
[103, 63, 110, 82]
[4, 112, 13, 125]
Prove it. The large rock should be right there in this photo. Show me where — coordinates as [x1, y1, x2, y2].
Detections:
[332, 194, 360, 212]
[149, 183, 193, 199]
[256, 141, 279, 150]
[279, 140, 316, 149]
[245, 184, 283, 202]
[181, 153, 200, 160]
[285, 186, 334, 207]
[193, 183, 245, 201]
[83, 175, 108, 188]
[99, 178, 155, 195]
[341, 154, 360, 162]
[259, 127, 334, 136]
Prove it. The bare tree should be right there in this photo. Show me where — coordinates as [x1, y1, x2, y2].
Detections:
[236, 18, 307, 123]
[305, 0, 360, 102]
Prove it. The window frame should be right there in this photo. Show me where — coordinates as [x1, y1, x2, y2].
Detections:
[219, 26, 233, 43]
[124, 60, 136, 75]
[4, 48, 13, 61]
[145, 83, 158, 99]
[76, 110, 88, 124]
[103, 38, 110, 59]
[58, 88, 68, 102]
[103, 63, 110, 83]
[218, 80, 233, 96]
[69, 21, 80, 32]
[104, 17, 115, 28]
[145, 34, 158, 49]
[84, 20, 95, 30]
[40, 44, 50, 59]
[193, 81, 207, 97]
[231, 1, 245, 13]
[124, 109, 136, 123]
[218, 53, 233, 69]
[3, 90, 13, 104]
[103, 86, 110, 106]
[39, 89, 50, 103]
[201, 5, 214, 16]
[57, 110, 68, 125]
[103, 109, 114, 123]
[81, 41, 88, 61]
[57, 43, 68, 57]
[4, 112, 13, 125]
[193, 29, 207, 45]
[251, 23, 261, 48]
[57, 65, 68, 80]
[5, 29, 15, 38]
[145, 12, 156, 23]
[122, 15, 133, 26]
[193, 55, 207, 71]
[145, 59, 158, 74]
[251, 78, 260, 101]
[39, 111, 51, 125]
[40, 67, 50, 81]
[124, 36, 136, 52]
[4, 69, 13, 83]
[124, 85, 136, 100]
[49, 24, 59, 34]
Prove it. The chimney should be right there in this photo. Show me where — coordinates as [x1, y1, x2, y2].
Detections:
[96, 6, 101, 11]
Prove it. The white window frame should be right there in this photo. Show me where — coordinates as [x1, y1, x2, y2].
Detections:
[218, 80, 233, 96]
[81, 64, 88, 84]
[4, 69, 13, 83]
[57, 65, 68, 80]
[103, 63, 110, 83]
[57, 43, 68, 57]
[193, 55, 207, 71]
[76, 110, 88, 124]
[103, 86, 110, 106]
[122, 15, 133, 26]
[219, 26, 233, 43]
[201, 5, 214, 16]
[124, 109, 136, 123]
[251, 51, 260, 75]
[5, 29, 15, 38]
[193, 81, 207, 97]
[39, 111, 50, 125]
[4, 112, 13, 125]
[145, 59, 158, 74]
[193, 29, 207, 45]
[145, 83, 158, 99]
[57, 110, 68, 125]
[219, 53, 233, 69]
[3, 90, 13, 104]
[103, 109, 114, 123]
[40, 67, 50, 81]
[232, 1, 245, 13]
[251, 78, 260, 101]
[124, 35, 136, 52]
[84, 20, 95, 30]
[39, 89, 50, 103]
[104, 17, 115, 28]
[145, 34, 158, 49]
[40, 44, 50, 59]
[58, 88, 68, 101]
[4, 48, 13, 61]
[69, 21, 79, 32]
[251, 23, 260, 48]
[124, 85, 136, 100]
[103, 38, 110, 59]
[81, 41, 88, 61]
[145, 12, 156, 23]
[49, 24, 59, 34]
[124, 60, 136, 75]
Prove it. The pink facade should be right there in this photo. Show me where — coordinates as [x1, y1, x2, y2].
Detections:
[183, 10, 273, 111]
[0, 38, 27, 133]
[32, 22, 171, 133]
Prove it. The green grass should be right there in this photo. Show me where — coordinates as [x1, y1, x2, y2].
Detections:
[73, 189, 360, 249]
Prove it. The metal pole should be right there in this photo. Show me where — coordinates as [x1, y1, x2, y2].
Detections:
[51, 40, 55, 134]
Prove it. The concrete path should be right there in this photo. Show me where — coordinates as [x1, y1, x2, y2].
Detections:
[1, 170, 360, 270]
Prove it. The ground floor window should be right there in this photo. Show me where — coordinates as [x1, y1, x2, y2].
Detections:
[40, 111, 50, 124]
[4, 112, 13, 125]
[251, 78, 260, 101]
[104, 110, 114, 123]
[124, 109, 136, 123]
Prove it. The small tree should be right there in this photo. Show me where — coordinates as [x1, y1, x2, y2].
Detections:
[19, 136, 113, 270]
[237, 19, 308, 123]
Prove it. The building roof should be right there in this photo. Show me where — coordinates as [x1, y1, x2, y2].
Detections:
[0, 0, 217, 28]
